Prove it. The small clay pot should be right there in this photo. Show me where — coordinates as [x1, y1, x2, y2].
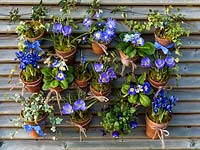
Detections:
[72, 115, 92, 131]
[92, 41, 107, 55]
[55, 48, 76, 64]
[148, 75, 168, 89]
[20, 110, 48, 138]
[75, 77, 91, 88]
[25, 21, 45, 43]
[154, 29, 172, 47]
[20, 72, 42, 93]
[51, 86, 64, 93]
[90, 85, 111, 96]
[145, 113, 171, 139]
[119, 51, 139, 66]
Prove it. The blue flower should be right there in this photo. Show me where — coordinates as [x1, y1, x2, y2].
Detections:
[15, 51, 25, 59]
[62, 25, 72, 37]
[83, 17, 93, 28]
[165, 56, 175, 68]
[105, 29, 115, 37]
[94, 12, 102, 19]
[98, 72, 110, 84]
[73, 99, 86, 111]
[123, 34, 132, 42]
[128, 86, 136, 95]
[106, 18, 116, 29]
[96, 22, 105, 27]
[136, 37, 144, 46]
[51, 59, 59, 68]
[93, 31, 103, 41]
[130, 121, 138, 129]
[94, 63, 103, 72]
[53, 22, 63, 33]
[142, 82, 151, 94]
[133, 32, 141, 40]
[117, 114, 123, 120]
[141, 57, 151, 68]
[81, 55, 86, 64]
[56, 71, 66, 81]
[101, 31, 111, 43]
[155, 59, 165, 70]
[106, 68, 116, 79]
[62, 103, 74, 114]
[112, 131, 119, 138]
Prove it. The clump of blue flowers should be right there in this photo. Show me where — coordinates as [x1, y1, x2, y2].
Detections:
[148, 90, 178, 123]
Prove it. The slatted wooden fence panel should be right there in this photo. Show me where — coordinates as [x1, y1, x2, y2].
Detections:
[0, 0, 200, 149]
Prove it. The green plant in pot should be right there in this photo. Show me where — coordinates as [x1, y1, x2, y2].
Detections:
[146, 6, 190, 55]
[41, 58, 74, 93]
[99, 98, 138, 138]
[121, 73, 153, 107]
[11, 92, 63, 138]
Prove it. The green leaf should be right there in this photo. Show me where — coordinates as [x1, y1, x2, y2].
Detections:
[130, 107, 136, 114]
[66, 73, 74, 84]
[137, 42, 155, 56]
[127, 75, 132, 83]
[116, 41, 129, 51]
[50, 80, 59, 88]
[125, 46, 136, 58]
[121, 84, 130, 95]
[60, 79, 69, 89]
[41, 67, 52, 76]
[128, 95, 138, 104]
[42, 83, 50, 91]
[137, 73, 146, 84]
[139, 94, 151, 107]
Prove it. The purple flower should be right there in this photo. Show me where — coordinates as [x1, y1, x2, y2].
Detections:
[141, 57, 151, 68]
[106, 68, 116, 79]
[93, 31, 103, 41]
[94, 12, 102, 19]
[105, 29, 115, 37]
[112, 131, 119, 138]
[128, 86, 136, 95]
[106, 18, 116, 29]
[155, 59, 165, 70]
[136, 37, 144, 46]
[130, 121, 138, 129]
[51, 59, 59, 68]
[98, 72, 110, 84]
[96, 22, 105, 27]
[73, 99, 86, 111]
[62, 25, 72, 37]
[56, 70, 66, 81]
[94, 63, 103, 72]
[101, 31, 111, 43]
[133, 32, 141, 40]
[53, 23, 63, 33]
[165, 56, 175, 68]
[83, 17, 93, 28]
[142, 82, 151, 94]
[62, 103, 74, 114]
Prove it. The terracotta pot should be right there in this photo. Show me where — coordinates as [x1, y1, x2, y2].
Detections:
[145, 113, 171, 139]
[148, 75, 168, 89]
[119, 51, 139, 66]
[154, 29, 172, 47]
[25, 21, 45, 43]
[55, 48, 76, 64]
[51, 86, 64, 93]
[20, 72, 42, 93]
[90, 85, 111, 96]
[20, 110, 48, 138]
[72, 115, 92, 131]
[92, 41, 107, 55]
[75, 77, 91, 88]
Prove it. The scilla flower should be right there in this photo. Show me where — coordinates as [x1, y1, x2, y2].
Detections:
[165, 56, 175, 68]
[141, 57, 151, 68]
[62, 103, 74, 114]
[62, 25, 72, 37]
[56, 70, 66, 81]
[155, 59, 165, 70]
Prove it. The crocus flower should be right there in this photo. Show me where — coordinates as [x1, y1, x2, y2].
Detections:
[112, 131, 119, 138]
[106, 68, 116, 79]
[136, 37, 144, 46]
[73, 99, 86, 111]
[165, 56, 175, 68]
[142, 82, 151, 94]
[130, 121, 138, 129]
[106, 18, 116, 29]
[128, 86, 136, 95]
[98, 72, 110, 84]
[62, 25, 72, 36]
[155, 59, 165, 70]
[94, 63, 103, 72]
[62, 103, 74, 114]
[52, 22, 63, 33]
[93, 31, 102, 41]
[141, 57, 151, 68]
[83, 17, 93, 28]
[56, 70, 66, 81]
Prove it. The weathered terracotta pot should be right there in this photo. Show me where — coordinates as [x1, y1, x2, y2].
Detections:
[51, 86, 64, 93]
[154, 29, 172, 47]
[20, 110, 48, 138]
[75, 77, 91, 88]
[20, 72, 42, 93]
[55, 48, 76, 64]
[119, 51, 139, 66]
[90, 85, 111, 96]
[92, 41, 107, 55]
[25, 21, 45, 43]
[148, 75, 168, 89]
[72, 115, 92, 131]
[145, 113, 171, 139]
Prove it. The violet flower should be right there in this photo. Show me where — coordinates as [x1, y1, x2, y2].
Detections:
[106, 68, 116, 79]
[62, 25, 72, 37]
[155, 59, 165, 70]
[165, 56, 175, 68]
[94, 63, 103, 73]
[141, 57, 151, 68]
[112, 131, 119, 138]
[73, 99, 86, 111]
[62, 103, 74, 114]
[98, 72, 110, 84]
[52, 23, 63, 33]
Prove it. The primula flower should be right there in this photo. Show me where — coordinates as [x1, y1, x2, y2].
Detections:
[98, 72, 110, 84]
[128, 86, 136, 95]
[94, 63, 103, 72]
[136, 84, 143, 93]
[73, 99, 86, 111]
[62, 25, 72, 37]
[142, 82, 151, 94]
[136, 37, 144, 46]
[52, 22, 63, 33]
[51, 59, 59, 68]
[83, 17, 93, 28]
[106, 18, 116, 29]
[62, 103, 74, 114]
[112, 131, 119, 138]
[155, 59, 165, 70]
[123, 34, 131, 42]
[130, 121, 138, 129]
[165, 56, 175, 68]
[106, 68, 116, 79]
[56, 70, 66, 81]
[133, 32, 141, 40]
[93, 31, 102, 41]
[141, 57, 151, 68]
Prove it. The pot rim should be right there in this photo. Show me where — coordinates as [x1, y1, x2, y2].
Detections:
[19, 71, 42, 85]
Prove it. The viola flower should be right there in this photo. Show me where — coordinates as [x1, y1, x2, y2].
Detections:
[106, 68, 116, 79]
[142, 82, 151, 94]
[62, 25, 72, 37]
[56, 71, 66, 81]
[51, 59, 59, 68]
[136, 37, 144, 46]
[98, 72, 110, 84]
[94, 63, 103, 73]
[165, 56, 175, 68]
[93, 31, 102, 41]
[62, 103, 74, 114]
[155, 59, 165, 70]
[73, 99, 86, 111]
[52, 22, 63, 33]
[83, 17, 93, 28]
[106, 18, 116, 29]
[128, 86, 136, 95]
[141, 57, 151, 68]
[130, 121, 138, 129]
[112, 131, 119, 138]
[123, 34, 131, 42]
